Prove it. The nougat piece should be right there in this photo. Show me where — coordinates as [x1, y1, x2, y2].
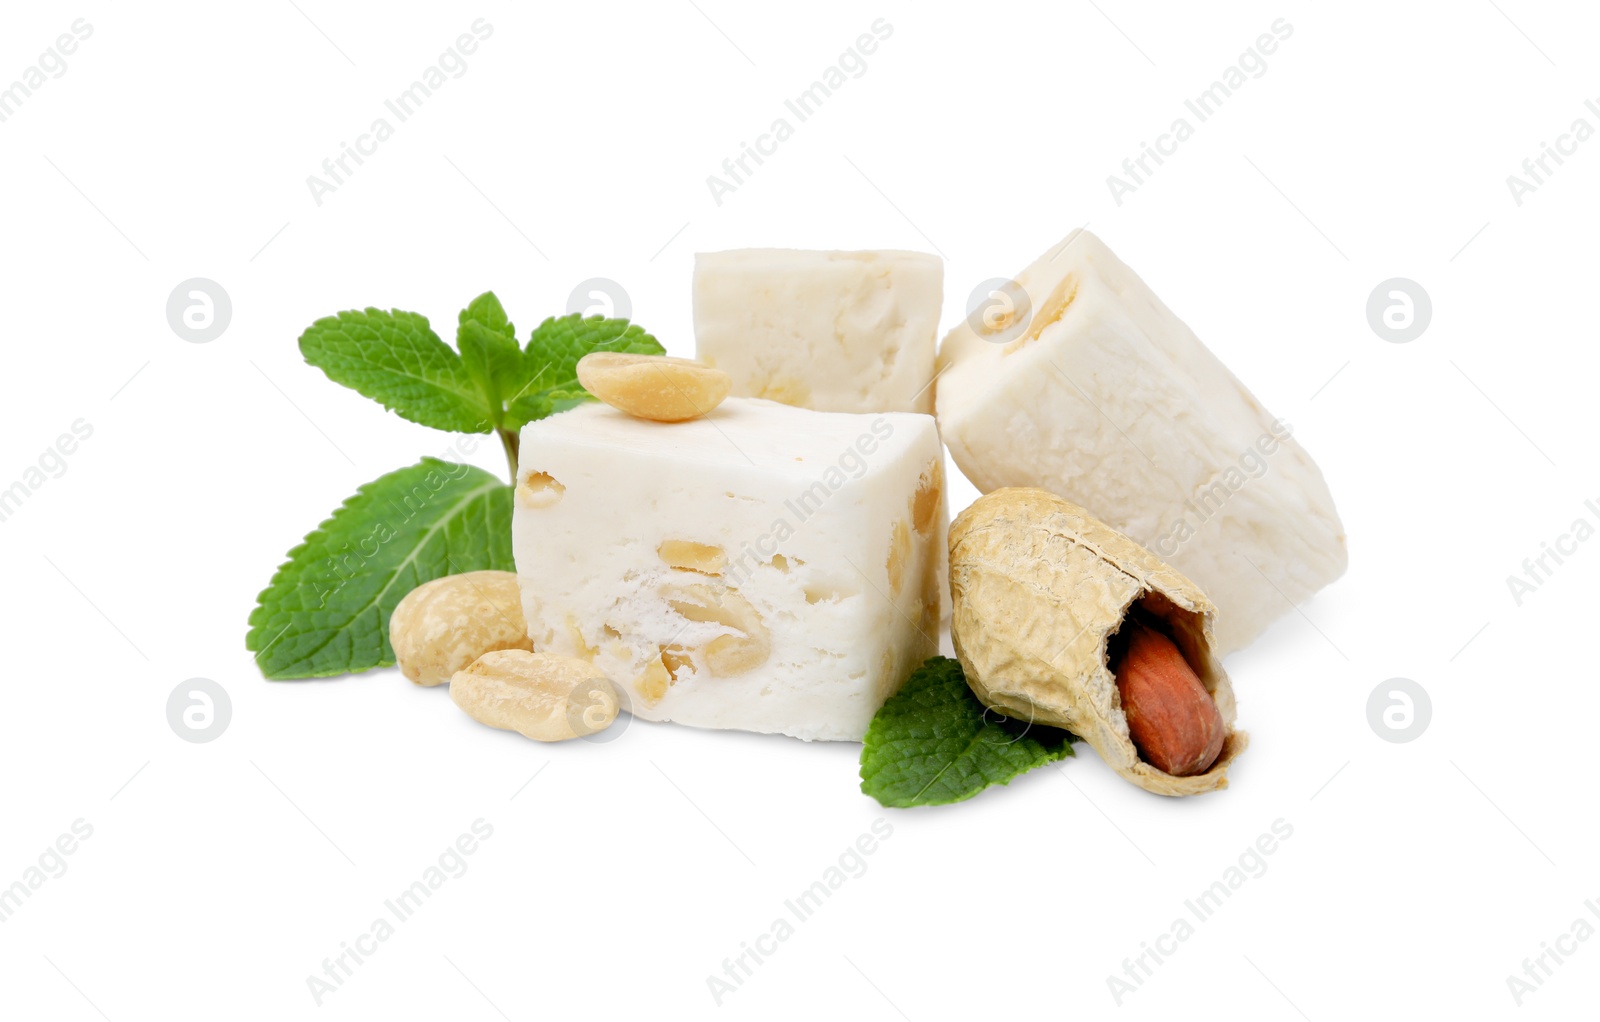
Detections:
[936, 230, 1346, 654]
[512, 398, 946, 741]
[693, 249, 943, 414]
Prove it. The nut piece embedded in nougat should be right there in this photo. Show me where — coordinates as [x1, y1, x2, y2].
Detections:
[390, 571, 533, 686]
[948, 488, 1246, 796]
[936, 230, 1346, 654]
[693, 249, 943, 414]
[512, 398, 945, 741]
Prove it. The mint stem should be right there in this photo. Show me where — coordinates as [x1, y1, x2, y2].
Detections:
[497, 427, 519, 481]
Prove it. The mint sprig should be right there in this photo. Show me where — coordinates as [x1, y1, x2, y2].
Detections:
[860, 657, 1077, 807]
[300, 294, 663, 474]
[253, 291, 664, 680]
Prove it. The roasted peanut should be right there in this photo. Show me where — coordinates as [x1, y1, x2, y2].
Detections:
[886, 519, 911, 597]
[576, 352, 731, 422]
[390, 571, 532, 687]
[658, 539, 728, 575]
[450, 649, 619, 741]
[948, 488, 1244, 797]
[517, 471, 566, 509]
[664, 582, 771, 676]
[634, 654, 672, 705]
[912, 460, 943, 536]
[1113, 618, 1225, 777]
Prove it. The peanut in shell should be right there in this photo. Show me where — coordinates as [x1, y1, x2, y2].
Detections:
[948, 487, 1247, 796]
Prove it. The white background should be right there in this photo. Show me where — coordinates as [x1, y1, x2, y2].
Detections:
[1, 1, 1595, 1018]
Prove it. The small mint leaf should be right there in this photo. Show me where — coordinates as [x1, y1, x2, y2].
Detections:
[299, 308, 491, 433]
[459, 291, 514, 343]
[458, 319, 523, 428]
[503, 314, 664, 430]
[859, 657, 1076, 808]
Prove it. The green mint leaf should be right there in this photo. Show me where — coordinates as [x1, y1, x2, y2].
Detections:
[299, 308, 492, 433]
[460, 291, 515, 342]
[504, 387, 593, 431]
[457, 292, 523, 427]
[860, 657, 1076, 808]
[458, 323, 523, 428]
[503, 314, 665, 430]
[246, 458, 514, 679]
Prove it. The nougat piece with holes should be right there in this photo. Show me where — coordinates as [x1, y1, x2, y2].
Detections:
[693, 249, 943, 414]
[936, 230, 1346, 654]
[512, 398, 945, 741]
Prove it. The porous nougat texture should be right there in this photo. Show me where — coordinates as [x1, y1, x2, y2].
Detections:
[936, 230, 1347, 654]
[693, 249, 943, 414]
[512, 398, 947, 741]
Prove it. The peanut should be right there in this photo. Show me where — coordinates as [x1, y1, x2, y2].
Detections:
[886, 519, 911, 597]
[450, 649, 619, 741]
[658, 539, 728, 575]
[912, 461, 943, 536]
[948, 488, 1243, 796]
[1113, 618, 1224, 777]
[390, 571, 532, 687]
[664, 582, 771, 676]
[634, 654, 671, 705]
[576, 352, 731, 422]
[517, 471, 566, 509]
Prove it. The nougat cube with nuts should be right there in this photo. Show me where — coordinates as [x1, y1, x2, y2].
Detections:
[693, 249, 943, 414]
[936, 230, 1347, 654]
[512, 398, 946, 741]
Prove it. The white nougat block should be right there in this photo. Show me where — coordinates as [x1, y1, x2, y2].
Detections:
[512, 398, 946, 741]
[693, 249, 943, 414]
[936, 230, 1347, 654]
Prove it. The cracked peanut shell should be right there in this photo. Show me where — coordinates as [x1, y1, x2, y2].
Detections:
[948, 487, 1247, 796]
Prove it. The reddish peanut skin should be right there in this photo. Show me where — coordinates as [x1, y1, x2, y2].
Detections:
[1114, 620, 1225, 777]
